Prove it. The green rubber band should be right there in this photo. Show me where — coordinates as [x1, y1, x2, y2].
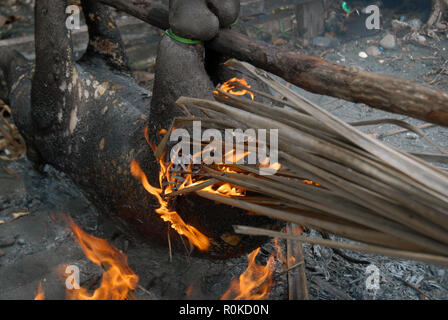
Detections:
[165, 28, 202, 45]
[230, 18, 239, 27]
[342, 1, 353, 13]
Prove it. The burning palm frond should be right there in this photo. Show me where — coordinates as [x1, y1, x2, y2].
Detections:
[168, 60, 448, 267]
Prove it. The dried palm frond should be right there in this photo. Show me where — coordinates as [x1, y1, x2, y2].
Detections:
[164, 60, 448, 267]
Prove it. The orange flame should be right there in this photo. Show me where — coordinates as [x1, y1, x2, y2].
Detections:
[66, 217, 138, 300]
[224, 149, 251, 164]
[202, 183, 245, 198]
[159, 128, 168, 135]
[221, 248, 274, 300]
[201, 166, 245, 198]
[302, 180, 321, 187]
[217, 77, 255, 101]
[34, 282, 45, 300]
[186, 284, 195, 299]
[144, 125, 156, 153]
[130, 160, 210, 251]
[273, 226, 304, 267]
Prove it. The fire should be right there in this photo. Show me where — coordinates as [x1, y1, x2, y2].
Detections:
[144, 125, 156, 153]
[224, 149, 251, 164]
[273, 237, 286, 265]
[221, 248, 274, 300]
[66, 216, 139, 300]
[34, 282, 45, 300]
[273, 226, 304, 267]
[158, 128, 168, 135]
[217, 77, 255, 101]
[202, 182, 245, 198]
[201, 165, 245, 197]
[220, 227, 304, 301]
[130, 160, 210, 251]
[136, 126, 249, 250]
[33, 216, 138, 300]
[302, 179, 321, 187]
[260, 161, 282, 172]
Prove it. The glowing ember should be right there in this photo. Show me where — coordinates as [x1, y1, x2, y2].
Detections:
[221, 248, 274, 300]
[34, 282, 45, 300]
[66, 216, 139, 300]
[217, 77, 255, 101]
[302, 180, 321, 187]
[130, 160, 210, 251]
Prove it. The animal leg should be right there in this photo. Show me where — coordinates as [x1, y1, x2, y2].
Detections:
[80, 0, 130, 73]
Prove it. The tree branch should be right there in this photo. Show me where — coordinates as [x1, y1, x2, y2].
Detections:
[98, 0, 448, 127]
[99, 0, 169, 30]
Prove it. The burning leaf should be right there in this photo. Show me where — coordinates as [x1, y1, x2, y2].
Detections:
[221, 248, 274, 300]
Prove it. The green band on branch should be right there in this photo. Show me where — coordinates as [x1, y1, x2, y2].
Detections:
[230, 18, 239, 27]
[342, 1, 353, 13]
[165, 28, 202, 44]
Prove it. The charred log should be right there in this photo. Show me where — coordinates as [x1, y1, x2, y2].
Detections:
[0, 0, 275, 259]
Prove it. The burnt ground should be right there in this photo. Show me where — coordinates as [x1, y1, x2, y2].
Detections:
[1, 0, 448, 300]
